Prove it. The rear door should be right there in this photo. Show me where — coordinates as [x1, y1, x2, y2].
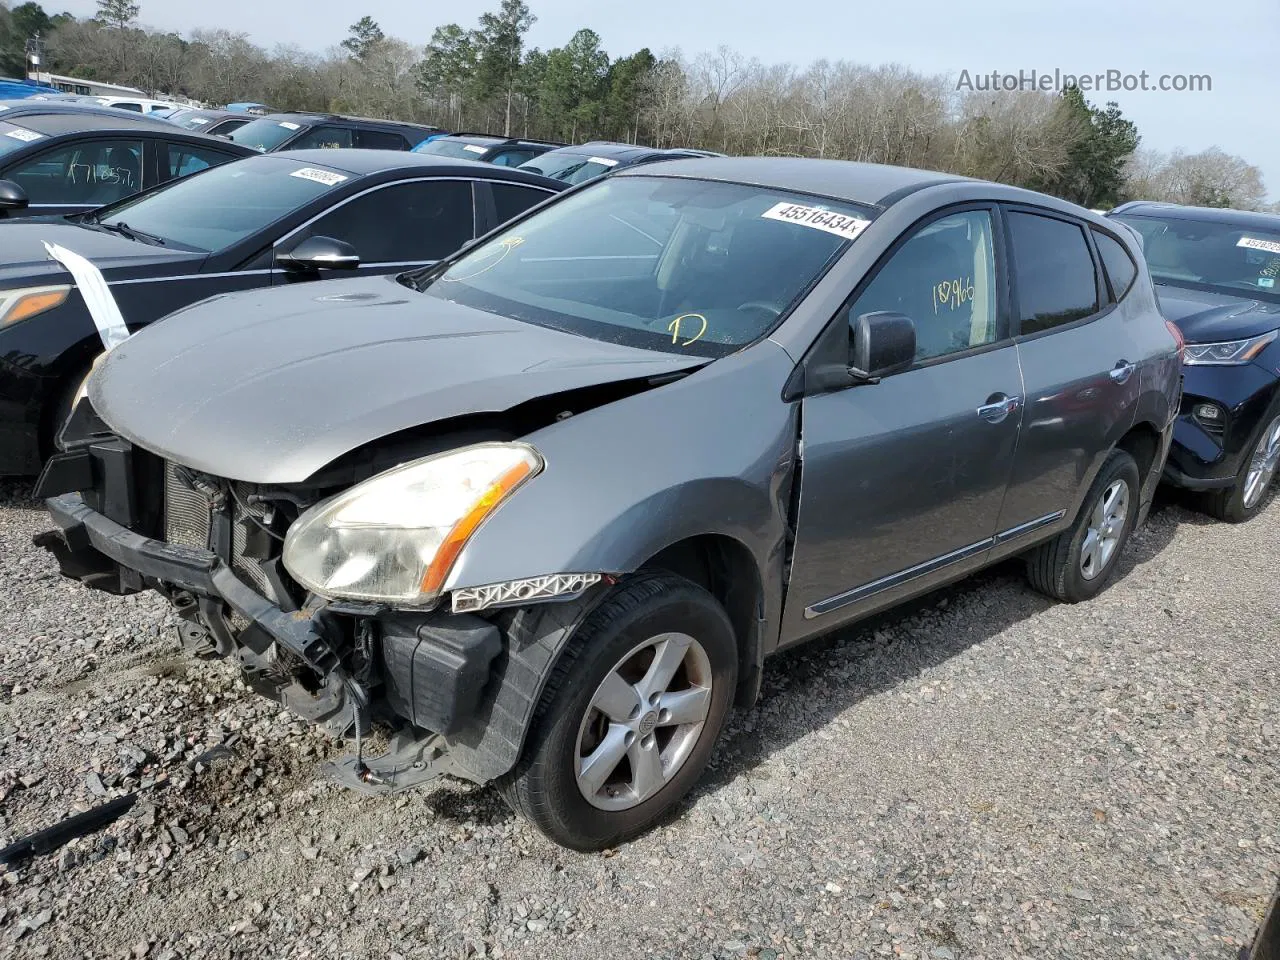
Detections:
[158, 140, 242, 185]
[783, 205, 1024, 642]
[272, 177, 479, 283]
[475, 179, 561, 232]
[993, 207, 1139, 539]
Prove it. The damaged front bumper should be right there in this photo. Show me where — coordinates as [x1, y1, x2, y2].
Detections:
[37, 489, 505, 790]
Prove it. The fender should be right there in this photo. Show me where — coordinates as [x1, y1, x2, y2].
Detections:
[439, 344, 802, 782]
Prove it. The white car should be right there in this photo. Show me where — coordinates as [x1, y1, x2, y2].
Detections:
[92, 96, 176, 115]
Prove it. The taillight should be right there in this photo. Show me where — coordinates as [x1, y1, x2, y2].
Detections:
[1165, 320, 1185, 362]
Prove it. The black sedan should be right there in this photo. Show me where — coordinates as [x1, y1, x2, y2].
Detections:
[225, 113, 444, 154]
[1111, 202, 1280, 521]
[0, 149, 564, 475]
[412, 133, 564, 167]
[0, 110, 256, 218]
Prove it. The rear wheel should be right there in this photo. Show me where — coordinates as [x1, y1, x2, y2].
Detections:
[497, 573, 737, 851]
[1026, 448, 1140, 603]
[1205, 411, 1280, 523]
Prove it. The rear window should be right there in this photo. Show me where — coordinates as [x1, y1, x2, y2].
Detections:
[0, 120, 47, 159]
[517, 151, 617, 184]
[415, 139, 496, 160]
[226, 117, 305, 152]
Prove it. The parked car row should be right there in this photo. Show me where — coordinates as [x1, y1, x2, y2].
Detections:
[0, 127, 1272, 851]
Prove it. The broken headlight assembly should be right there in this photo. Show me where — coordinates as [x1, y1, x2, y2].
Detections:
[282, 442, 542, 605]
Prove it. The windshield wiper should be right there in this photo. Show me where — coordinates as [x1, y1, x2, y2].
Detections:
[94, 221, 166, 246]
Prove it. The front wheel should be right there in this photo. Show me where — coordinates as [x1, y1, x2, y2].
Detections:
[1026, 448, 1140, 603]
[1205, 411, 1280, 523]
[497, 573, 737, 851]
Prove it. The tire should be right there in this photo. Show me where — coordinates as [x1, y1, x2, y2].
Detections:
[496, 572, 737, 851]
[1026, 448, 1141, 603]
[1203, 408, 1280, 524]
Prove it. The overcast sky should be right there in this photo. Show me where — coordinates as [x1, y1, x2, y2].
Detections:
[55, 0, 1276, 197]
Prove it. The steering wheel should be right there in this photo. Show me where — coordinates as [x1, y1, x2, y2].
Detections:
[736, 301, 784, 319]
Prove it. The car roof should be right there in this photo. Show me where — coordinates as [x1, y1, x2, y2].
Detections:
[7, 110, 183, 135]
[260, 112, 442, 133]
[437, 132, 563, 149]
[1110, 201, 1280, 232]
[614, 156, 970, 207]
[273, 148, 565, 186]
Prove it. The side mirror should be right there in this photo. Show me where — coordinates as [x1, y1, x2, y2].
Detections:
[0, 179, 30, 212]
[278, 235, 360, 272]
[850, 311, 916, 381]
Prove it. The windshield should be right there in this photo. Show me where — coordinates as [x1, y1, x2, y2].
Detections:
[226, 117, 305, 152]
[1115, 214, 1280, 302]
[0, 119, 47, 159]
[415, 138, 495, 160]
[518, 151, 618, 184]
[93, 155, 355, 252]
[418, 176, 871, 358]
[175, 112, 218, 130]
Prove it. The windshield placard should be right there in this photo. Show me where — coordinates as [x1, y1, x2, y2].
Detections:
[5, 127, 43, 143]
[290, 167, 348, 187]
[586, 156, 619, 168]
[1238, 236, 1280, 256]
[762, 202, 869, 241]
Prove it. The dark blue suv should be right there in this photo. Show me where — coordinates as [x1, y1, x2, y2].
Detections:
[1111, 202, 1280, 521]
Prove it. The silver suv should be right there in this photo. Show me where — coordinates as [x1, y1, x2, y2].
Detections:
[37, 158, 1183, 850]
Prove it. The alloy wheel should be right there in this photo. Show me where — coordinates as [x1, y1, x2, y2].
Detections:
[1242, 415, 1280, 509]
[575, 632, 713, 812]
[1080, 479, 1129, 580]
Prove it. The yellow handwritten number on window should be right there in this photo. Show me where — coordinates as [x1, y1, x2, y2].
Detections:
[668, 313, 708, 346]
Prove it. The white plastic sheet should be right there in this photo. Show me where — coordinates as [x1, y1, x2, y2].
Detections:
[43, 241, 129, 350]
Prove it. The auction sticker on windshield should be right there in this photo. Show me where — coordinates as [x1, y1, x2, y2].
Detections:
[762, 202, 869, 241]
[290, 167, 348, 187]
[5, 127, 42, 143]
[463, 144, 487, 154]
[279, 121, 301, 131]
[1238, 236, 1280, 256]
[587, 156, 620, 167]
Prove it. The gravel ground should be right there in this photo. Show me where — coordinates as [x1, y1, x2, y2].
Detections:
[0, 477, 1276, 960]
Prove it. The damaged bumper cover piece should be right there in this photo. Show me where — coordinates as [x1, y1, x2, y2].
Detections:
[36, 493, 505, 777]
[450, 572, 606, 613]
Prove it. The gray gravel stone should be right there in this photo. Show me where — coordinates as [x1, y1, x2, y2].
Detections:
[0, 479, 1277, 959]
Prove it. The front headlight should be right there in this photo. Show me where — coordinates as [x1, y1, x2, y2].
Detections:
[282, 442, 542, 605]
[1183, 330, 1277, 365]
[0, 284, 71, 327]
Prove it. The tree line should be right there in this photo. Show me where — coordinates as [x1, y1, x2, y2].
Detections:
[0, 0, 1269, 210]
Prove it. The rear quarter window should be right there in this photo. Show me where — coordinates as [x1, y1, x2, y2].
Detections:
[1092, 229, 1138, 301]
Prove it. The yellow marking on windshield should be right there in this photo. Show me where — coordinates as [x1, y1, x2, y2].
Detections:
[669, 313, 708, 347]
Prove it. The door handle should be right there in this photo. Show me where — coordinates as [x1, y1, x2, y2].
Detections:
[977, 393, 1021, 424]
[1109, 360, 1136, 384]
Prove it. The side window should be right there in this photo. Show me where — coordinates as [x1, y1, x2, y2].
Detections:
[290, 125, 354, 150]
[5, 139, 144, 205]
[491, 150, 536, 167]
[1092, 229, 1138, 301]
[355, 129, 408, 150]
[165, 143, 235, 180]
[1008, 211, 1099, 334]
[491, 182, 553, 225]
[847, 209, 999, 362]
[288, 180, 474, 263]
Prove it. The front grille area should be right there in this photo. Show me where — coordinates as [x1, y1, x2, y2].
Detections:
[163, 462, 213, 549]
[163, 462, 279, 603]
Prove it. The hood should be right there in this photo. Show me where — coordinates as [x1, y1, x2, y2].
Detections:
[0, 220, 202, 287]
[90, 275, 703, 483]
[1156, 284, 1280, 343]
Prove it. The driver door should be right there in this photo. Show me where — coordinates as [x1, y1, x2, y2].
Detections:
[782, 205, 1024, 643]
